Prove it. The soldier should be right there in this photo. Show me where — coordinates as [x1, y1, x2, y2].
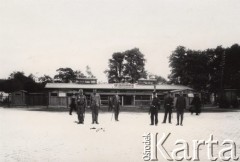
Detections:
[149, 91, 160, 126]
[113, 92, 121, 121]
[90, 89, 101, 124]
[69, 93, 77, 115]
[191, 94, 201, 115]
[162, 92, 173, 124]
[76, 89, 87, 124]
[175, 92, 186, 126]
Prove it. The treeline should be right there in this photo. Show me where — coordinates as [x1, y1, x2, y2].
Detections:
[0, 66, 95, 93]
[168, 44, 240, 94]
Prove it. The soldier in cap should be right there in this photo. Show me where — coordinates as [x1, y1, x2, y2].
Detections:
[90, 89, 101, 124]
[162, 92, 173, 124]
[113, 92, 121, 121]
[76, 89, 87, 124]
[149, 91, 160, 126]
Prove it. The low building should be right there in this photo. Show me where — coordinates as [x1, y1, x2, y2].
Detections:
[45, 79, 194, 108]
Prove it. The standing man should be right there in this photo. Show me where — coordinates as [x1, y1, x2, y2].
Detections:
[108, 96, 113, 112]
[90, 89, 101, 124]
[76, 89, 87, 124]
[162, 92, 173, 124]
[69, 93, 77, 115]
[175, 92, 186, 126]
[149, 91, 160, 126]
[113, 92, 121, 121]
[191, 94, 201, 115]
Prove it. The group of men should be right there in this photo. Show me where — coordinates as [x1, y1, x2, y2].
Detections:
[149, 91, 201, 126]
[69, 89, 201, 126]
[69, 89, 121, 124]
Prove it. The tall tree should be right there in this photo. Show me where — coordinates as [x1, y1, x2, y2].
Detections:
[123, 48, 147, 83]
[105, 52, 125, 83]
[54, 68, 76, 83]
[169, 46, 209, 91]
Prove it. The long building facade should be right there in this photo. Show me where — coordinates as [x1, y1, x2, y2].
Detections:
[45, 78, 195, 108]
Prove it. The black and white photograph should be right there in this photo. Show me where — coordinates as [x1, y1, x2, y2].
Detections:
[0, 0, 240, 161]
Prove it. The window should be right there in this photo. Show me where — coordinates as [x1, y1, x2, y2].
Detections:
[51, 93, 58, 97]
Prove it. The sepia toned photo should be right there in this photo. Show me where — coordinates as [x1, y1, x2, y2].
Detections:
[0, 0, 240, 161]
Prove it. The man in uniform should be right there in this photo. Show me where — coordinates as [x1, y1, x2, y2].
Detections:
[149, 91, 160, 126]
[175, 92, 186, 126]
[113, 92, 121, 121]
[76, 89, 87, 124]
[90, 89, 101, 124]
[162, 92, 173, 124]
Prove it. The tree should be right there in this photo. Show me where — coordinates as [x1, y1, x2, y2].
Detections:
[155, 75, 167, 84]
[38, 75, 53, 83]
[105, 52, 125, 83]
[123, 48, 147, 83]
[54, 68, 76, 83]
[169, 46, 209, 91]
[86, 65, 95, 78]
[74, 70, 86, 80]
[0, 71, 44, 92]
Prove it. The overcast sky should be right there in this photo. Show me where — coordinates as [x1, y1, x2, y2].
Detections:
[1, 0, 240, 82]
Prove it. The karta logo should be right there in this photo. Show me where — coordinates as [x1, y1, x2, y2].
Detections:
[142, 133, 239, 161]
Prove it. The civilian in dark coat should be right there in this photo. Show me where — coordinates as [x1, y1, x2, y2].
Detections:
[162, 92, 173, 124]
[113, 93, 121, 121]
[108, 96, 113, 112]
[149, 91, 160, 126]
[175, 92, 186, 126]
[191, 94, 201, 115]
[69, 94, 77, 115]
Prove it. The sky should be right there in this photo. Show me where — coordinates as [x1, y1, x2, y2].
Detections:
[1, 0, 240, 82]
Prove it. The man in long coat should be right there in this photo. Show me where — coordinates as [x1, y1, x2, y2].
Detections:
[149, 91, 160, 126]
[69, 93, 77, 115]
[175, 92, 186, 126]
[90, 89, 101, 124]
[76, 89, 87, 124]
[113, 93, 121, 121]
[191, 94, 201, 115]
[162, 92, 173, 124]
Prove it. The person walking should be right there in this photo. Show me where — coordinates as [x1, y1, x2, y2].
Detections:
[175, 92, 186, 126]
[149, 91, 160, 126]
[76, 89, 87, 124]
[162, 92, 173, 124]
[90, 89, 101, 124]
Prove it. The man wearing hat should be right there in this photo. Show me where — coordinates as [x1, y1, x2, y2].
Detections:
[76, 89, 87, 124]
[149, 91, 160, 126]
[162, 92, 173, 124]
[90, 89, 101, 124]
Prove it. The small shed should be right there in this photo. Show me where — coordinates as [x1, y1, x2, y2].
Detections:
[10, 90, 27, 106]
